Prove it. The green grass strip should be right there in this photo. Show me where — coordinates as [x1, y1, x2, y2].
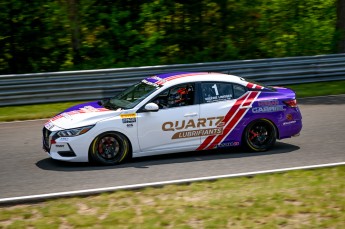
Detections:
[285, 80, 345, 98]
[1, 80, 345, 122]
[0, 166, 344, 228]
[0, 101, 85, 122]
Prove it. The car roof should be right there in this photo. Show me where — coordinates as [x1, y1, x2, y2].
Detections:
[143, 72, 246, 87]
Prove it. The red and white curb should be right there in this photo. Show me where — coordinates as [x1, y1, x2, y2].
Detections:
[1, 162, 344, 205]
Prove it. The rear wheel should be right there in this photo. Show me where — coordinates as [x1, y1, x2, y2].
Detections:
[243, 119, 277, 152]
[89, 132, 130, 165]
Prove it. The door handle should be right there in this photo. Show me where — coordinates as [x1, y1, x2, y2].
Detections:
[241, 105, 252, 109]
[184, 113, 198, 117]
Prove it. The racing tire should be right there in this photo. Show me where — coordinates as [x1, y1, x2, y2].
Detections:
[243, 119, 277, 152]
[89, 132, 131, 165]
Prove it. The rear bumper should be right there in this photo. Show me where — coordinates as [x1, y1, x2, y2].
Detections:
[278, 119, 302, 139]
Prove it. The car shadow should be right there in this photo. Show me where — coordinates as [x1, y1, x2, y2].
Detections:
[36, 142, 300, 172]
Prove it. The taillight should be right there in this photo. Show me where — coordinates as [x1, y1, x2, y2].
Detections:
[284, 99, 297, 107]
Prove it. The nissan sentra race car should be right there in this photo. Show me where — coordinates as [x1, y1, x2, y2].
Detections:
[43, 72, 302, 165]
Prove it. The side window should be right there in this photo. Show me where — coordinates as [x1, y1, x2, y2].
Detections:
[233, 84, 247, 99]
[201, 82, 233, 103]
[151, 83, 195, 109]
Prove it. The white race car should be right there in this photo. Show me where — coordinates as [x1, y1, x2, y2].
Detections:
[43, 72, 302, 165]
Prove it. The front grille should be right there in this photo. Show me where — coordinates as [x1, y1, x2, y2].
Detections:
[42, 127, 51, 152]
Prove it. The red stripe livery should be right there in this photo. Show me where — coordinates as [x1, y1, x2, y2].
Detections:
[197, 82, 261, 151]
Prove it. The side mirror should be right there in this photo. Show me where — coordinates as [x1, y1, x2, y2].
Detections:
[144, 103, 159, 112]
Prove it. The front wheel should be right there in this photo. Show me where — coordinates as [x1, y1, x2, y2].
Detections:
[89, 132, 130, 165]
[243, 119, 277, 152]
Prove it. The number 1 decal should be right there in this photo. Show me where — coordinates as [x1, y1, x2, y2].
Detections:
[212, 84, 219, 96]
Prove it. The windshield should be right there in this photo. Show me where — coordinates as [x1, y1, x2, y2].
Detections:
[100, 81, 160, 110]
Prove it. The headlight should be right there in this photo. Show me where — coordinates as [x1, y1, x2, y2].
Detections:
[57, 125, 95, 137]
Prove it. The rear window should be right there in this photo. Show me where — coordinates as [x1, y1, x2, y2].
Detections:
[241, 78, 276, 91]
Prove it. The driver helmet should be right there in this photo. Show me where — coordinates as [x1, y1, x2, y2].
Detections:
[168, 87, 189, 106]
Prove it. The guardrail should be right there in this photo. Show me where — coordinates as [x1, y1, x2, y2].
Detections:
[1, 53, 345, 106]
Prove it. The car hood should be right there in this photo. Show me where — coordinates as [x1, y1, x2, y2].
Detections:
[46, 101, 122, 130]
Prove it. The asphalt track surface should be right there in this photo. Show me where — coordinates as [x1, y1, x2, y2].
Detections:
[0, 95, 344, 200]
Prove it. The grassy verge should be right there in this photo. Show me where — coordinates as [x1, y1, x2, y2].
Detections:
[0, 101, 85, 122]
[1, 166, 344, 228]
[284, 80, 345, 98]
[1, 80, 345, 122]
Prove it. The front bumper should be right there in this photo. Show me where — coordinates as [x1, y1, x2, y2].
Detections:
[42, 127, 90, 162]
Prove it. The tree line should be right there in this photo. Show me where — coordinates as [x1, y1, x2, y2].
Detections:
[0, 0, 344, 74]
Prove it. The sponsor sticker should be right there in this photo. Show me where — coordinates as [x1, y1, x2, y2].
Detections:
[120, 113, 136, 118]
[283, 120, 297, 125]
[252, 105, 284, 113]
[204, 94, 232, 103]
[217, 141, 240, 148]
[121, 113, 137, 123]
[258, 100, 279, 106]
[58, 137, 71, 142]
[126, 123, 134, 128]
[172, 128, 223, 139]
[286, 114, 293, 121]
[45, 121, 54, 130]
[142, 79, 160, 87]
[162, 116, 225, 139]
[122, 118, 136, 123]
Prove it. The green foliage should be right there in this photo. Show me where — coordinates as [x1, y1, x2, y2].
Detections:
[257, 0, 336, 57]
[0, 0, 338, 74]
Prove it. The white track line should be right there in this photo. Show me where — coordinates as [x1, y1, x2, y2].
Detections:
[1, 162, 344, 205]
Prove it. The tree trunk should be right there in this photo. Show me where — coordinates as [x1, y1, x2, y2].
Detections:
[336, 0, 345, 53]
[8, 2, 18, 73]
[67, 0, 82, 65]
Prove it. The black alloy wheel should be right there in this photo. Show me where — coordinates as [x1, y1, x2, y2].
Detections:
[243, 119, 277, 152]
[89, 132, 130, 165]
